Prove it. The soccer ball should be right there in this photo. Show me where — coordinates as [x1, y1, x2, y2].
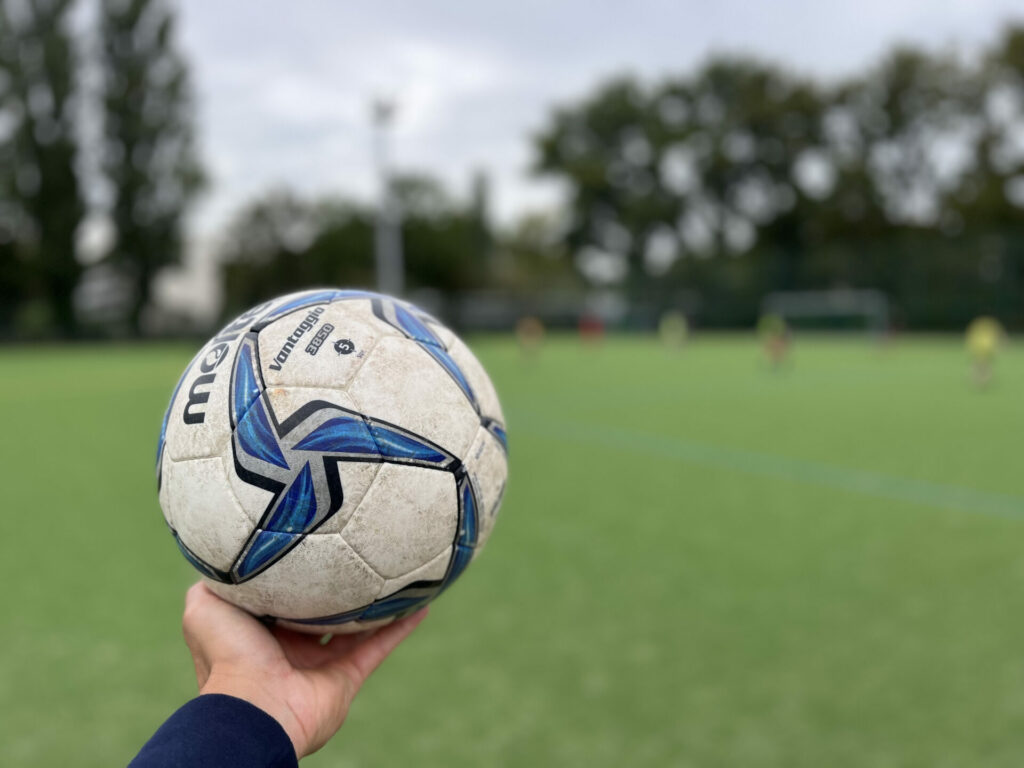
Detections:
[156, 289, 508, 633]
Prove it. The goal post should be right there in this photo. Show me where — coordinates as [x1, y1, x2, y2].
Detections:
[760, 289, 890, 334]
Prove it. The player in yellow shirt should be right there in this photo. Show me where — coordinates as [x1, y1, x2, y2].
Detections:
[658, 310, 689, 350]
[966, 316, 1004, 388]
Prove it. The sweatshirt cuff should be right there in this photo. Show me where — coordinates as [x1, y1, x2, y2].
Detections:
[129, 693, 298, 768]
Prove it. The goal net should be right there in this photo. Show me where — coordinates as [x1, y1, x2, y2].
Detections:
[760, 289, 890, 334]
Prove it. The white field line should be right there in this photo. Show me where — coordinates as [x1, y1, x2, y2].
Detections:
[511, 410, 1024, 521]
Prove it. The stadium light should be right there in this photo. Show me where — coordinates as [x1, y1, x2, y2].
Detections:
[371, 98, 405, 297]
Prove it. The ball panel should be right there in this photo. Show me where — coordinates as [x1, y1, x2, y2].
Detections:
[257, 303, 381, 390]
[348, 336, 481, 458]
[205, 533, 384, 619]
[162, 456, 254, 572]
[463, 427, 508, 552]
[255, 388, 392, 535]
[446, 337, 505, 425]
[220, 442, 275, 526]
[157, 462, 172, 526]
[421, 316, 456, 350]
[261, 385, 458, 474]
[262, 385, 361, 427]
[161, 296, 299, 462]
[250, 288, 346, 329]
[341, 464, 457, 579]
[227, 382, 460, 570]
[331, 297, 408, 341]
[379, 544, 452, 597]
[163, 341, 238, 461]
[156, 348, 202, 473]
[314, 461, 381, 534]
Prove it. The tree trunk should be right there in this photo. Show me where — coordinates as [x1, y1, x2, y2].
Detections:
[51, 285, 77, 339]
[129, 263, 152, 337]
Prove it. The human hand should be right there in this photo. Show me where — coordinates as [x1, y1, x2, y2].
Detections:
[182, 582, 427, 758]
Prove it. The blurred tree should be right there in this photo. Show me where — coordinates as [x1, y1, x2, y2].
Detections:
[220, 191, 375, 315]
[534, 60, 828, 306]
[0, 131, 21, 330]
[219, 176, 491, 319]
[100, 0, 203, 335]
[534, 38, 1024, 329]
[395, 173, 488, 295]
[0, 236, 20, 331]
[825, 43, 1024, 328]
[0, 0, 84, 336]
[220, 26, 1024, 331]
[490, 211, 579, 292]
[953, 26, 1024, 328]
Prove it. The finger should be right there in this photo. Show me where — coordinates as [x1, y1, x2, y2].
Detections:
[181, 582, 207, 636]
[181, 582, 276, 664]
[182, 582, 240, 635]
[183, 582, 251, 625]
[332, 608, 428, 690]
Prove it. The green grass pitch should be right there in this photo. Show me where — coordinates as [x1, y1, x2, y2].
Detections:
[1, 335, 1023, 767]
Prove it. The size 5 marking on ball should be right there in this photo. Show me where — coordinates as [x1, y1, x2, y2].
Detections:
[334, 338, 355, 355]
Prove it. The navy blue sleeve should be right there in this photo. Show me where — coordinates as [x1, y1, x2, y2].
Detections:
[129, 694, 298, 768]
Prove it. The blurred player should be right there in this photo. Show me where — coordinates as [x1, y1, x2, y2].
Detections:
[578, 312, 605, 344]
[515, 315, 545, 358]
[758, 313, 790, 369]
[658, 310, 689, 350]
[966, 316, 1004, 388]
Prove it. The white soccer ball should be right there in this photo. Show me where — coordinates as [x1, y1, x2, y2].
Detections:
[156, 290, 508, 633]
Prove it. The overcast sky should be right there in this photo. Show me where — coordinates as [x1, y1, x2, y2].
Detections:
[161, 0, 1024, 312]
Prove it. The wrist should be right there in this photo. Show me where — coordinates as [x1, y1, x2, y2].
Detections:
[200, 669, 306, 757]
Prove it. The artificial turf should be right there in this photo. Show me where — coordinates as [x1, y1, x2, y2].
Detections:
[1, 335, 1022, 767]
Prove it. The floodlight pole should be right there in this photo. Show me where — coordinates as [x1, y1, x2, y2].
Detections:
[372, 99, 404, 297]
